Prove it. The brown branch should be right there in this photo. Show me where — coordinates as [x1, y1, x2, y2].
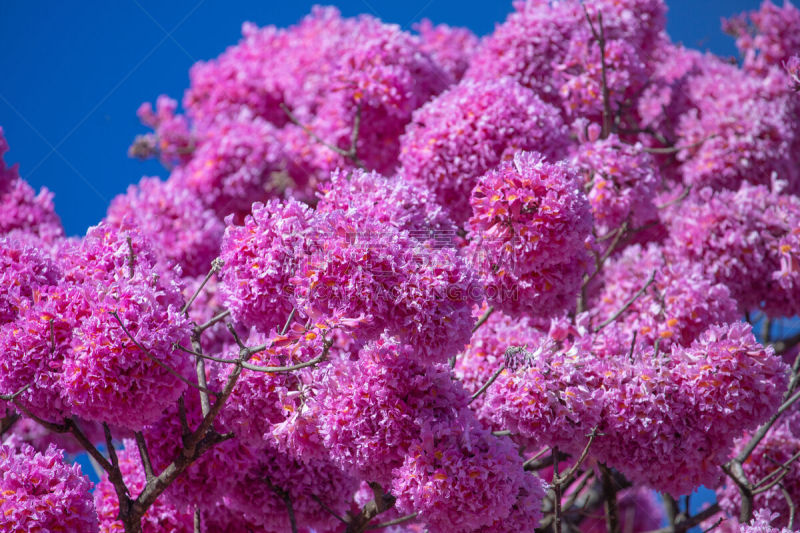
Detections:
[311, 494, 349, 525]
[194, 310, 230, 333]
[281, 103, 365, 168]
[134, 431, 155, 484]
[366, 512, 418, 530]
[266, 477, 298, 533]
[656, 186, 692, 210]
[0, 383, 31, 401]
[126, 236, 135, 279]
[735, 388, 800, 464]
[346, 483, 397, 533]
[468, 363, 505, 405]
[313, 496, 349, 524]
[722, 462, 754, 523]
[191, 331, 211, 417]
[472, 306, 495, 333]
[281, 308, 296, 336]
[555, 428, 599, 484]
[594, 271, 656, 332]
[103, 422, 119, 471]
[525, 449, 570, 472]
[0, 412, 20, 437]
[561, 470, 594, 513]
[780, 483, 795, 530]
[181, 258, 223, 314]
[600, 464, 620, 533]
[553, 446, 564, 533]
[644, 503, 721, 533]
[641, 135, 716, 154]
[772, 331, 800, 354]
[240, 343, 331, 373]
[752, 450, 800, 495]
[582, 6, 613, 138]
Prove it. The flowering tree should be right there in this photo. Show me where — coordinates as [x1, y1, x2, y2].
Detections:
[3, 1, 800, 532]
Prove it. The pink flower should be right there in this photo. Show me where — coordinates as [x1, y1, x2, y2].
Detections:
[399, 78, 569, 223]
[218, 198, 314, 334]
[467, 152, 592, 318]
[312, 339, 471, 484]
[392, 425, 543, 533]
[106, 176, 224, 277]
[0, 443, 98, 532]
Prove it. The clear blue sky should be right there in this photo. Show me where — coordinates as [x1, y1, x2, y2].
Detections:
[0, 0, 762, 236]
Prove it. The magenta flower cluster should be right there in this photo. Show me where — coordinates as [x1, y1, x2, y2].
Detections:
[467, 151, 592, 318]
[0, 444, 98, 532]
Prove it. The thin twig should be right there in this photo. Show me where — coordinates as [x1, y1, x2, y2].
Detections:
[594, 271, 656, 332]
[126, 236, 135, 279]
[266, 477, 298, 533]
[191, 331, 211, 417]
[468, 364, 505, 405]
[656, 186, 691, 210]
[110, 311, 218, 396]
[0, 383, 31, 401]
[103, 422, 120, 471]
[281, 308, 297, 336]
[472, 306, 495, 333]
[555, 428, 599, 484]
[641, 135, 716, 154]
[366, 512, 418, 530]
[553, 446, 563, 533]
[240, 340, 332, 373]
[281, 103, 364, 168]
[194, 310, 230, 333]
[780, 483, 795, 530]
[736, 388, 800, 463]
[643, 503, 721, 533]
[582, 6, 612, 138]
[311, 494, 349, 525]
[181, 258, 222, 314]
[752, 449, 800, 494]
[600, 464, 620, 533]
[134, 431, 155, 483]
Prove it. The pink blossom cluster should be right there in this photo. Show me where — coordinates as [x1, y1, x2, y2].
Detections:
[724, 0, 800, 72]
[466, 0, 666, 124]
[0, 221, 192, 429]
[399, 78, 569, 222]
[292, 210, 478, 361]
[467, 152, 592, 318]
[315, 168, 458, 243]
[716, 413, 800, 530]
[666, 184, 800, 316]
[0, 444, 98, 532]
[311, 340, 471, 484]
[737, 510, 796, 533]
[0, 128, 64, 243]
[106, 176, 223, 277]
[675, 57, 800, 192]
[571, 134, 660, 235]
[591, 322, 787, 495]
[592, 243, 740, 349]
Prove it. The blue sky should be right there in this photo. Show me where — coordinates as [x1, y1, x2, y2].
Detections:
[0, 0, 763, 236]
